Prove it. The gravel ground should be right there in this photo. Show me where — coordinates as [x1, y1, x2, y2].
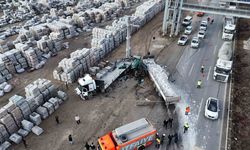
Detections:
[230, 18, 250, 150]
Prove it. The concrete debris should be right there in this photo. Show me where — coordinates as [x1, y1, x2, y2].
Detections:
[9, 133, 22, 144]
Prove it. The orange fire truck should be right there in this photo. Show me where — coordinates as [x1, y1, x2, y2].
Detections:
[98, 118, 157, 150]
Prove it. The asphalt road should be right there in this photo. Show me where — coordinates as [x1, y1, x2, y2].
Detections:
[170, 13, 230, 150]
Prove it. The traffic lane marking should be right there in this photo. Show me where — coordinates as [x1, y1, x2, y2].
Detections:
[218, 82, 228, 150]
[207, 66, 212, 81]
[213, 45, 217, 55]
[198, 98, 204, 120]
[189, 63, 195, 76]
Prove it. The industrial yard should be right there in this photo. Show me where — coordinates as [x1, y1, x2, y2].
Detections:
[0, 0, 250, 150]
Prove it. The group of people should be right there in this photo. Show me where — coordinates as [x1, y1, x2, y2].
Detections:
[155, 132, 179, 149]
[207, 16, 214, 24]
[68, 135, 96, 150]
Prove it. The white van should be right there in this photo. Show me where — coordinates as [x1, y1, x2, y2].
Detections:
[182, 16, 192, 26]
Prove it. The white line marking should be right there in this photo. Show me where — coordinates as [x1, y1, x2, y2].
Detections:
[225, 79, 232, 149]
[189, 63, 195, 76]
[218, 82, 228, 150]
[198, 98, 204, 119]
[213, 45, 217, 55]
[207, 66, 212, 81]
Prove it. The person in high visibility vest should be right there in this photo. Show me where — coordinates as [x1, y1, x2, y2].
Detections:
[185, 106, 190, 115]
[201, 65, 205, 73]
[197, 80, 202, 88]
[183, 123, 189, 133]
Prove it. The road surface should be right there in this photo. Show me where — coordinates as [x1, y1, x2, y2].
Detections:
[165, 12, 231, 150]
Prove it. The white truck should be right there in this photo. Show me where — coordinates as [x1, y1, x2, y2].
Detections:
[222, 16, 236, 40]
[213, 42, 233, 82]
[75, 60, 132, 100]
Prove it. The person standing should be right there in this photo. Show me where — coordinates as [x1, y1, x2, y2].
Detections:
[174, 133, 179, 144]
[197, 80, 202, 88]
[90, 142, 96, 150]
[85, 142, 90, 150]
[75, 115, 81, 124]
[155, 137, 161, 149]
[55, 116, 59, 124]
[201, 65, 205, 73]
[168, 134, 173, 145]
[184, 123, 189, 133]
[168, 118, 173, 128]
[163, 119, 168, 128]
[161, 134, 166, 144]
[22, 139, 27, 148]
[68, 134, 73, 144]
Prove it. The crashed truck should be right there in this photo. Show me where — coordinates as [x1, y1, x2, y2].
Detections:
[98, 118, 157, 150]
[75, 58, 180, 106]
[143, 59, 180, 106]
[75, 59, 132, 99]
[213, 42, 233, 82]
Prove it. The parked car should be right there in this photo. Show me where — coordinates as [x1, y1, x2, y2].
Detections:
[200, 20, 208, 31]
[191, 37, 200, 48]
[184, 26, 192, 35]
[205, 97, 220, 120]
[178, 35, 188, 46]
[198, 30, 206, 39]
[182, 16, 192, 26]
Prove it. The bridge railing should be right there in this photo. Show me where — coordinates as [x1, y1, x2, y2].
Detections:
[182, 3, 250, 18]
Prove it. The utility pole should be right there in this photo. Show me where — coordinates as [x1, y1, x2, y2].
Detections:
[126, 16, 131, 58]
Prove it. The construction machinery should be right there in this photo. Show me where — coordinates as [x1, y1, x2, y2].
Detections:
[98, 118, 157, 150]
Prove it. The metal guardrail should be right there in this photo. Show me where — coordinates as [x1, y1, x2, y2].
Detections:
[181, 3, 250, 18]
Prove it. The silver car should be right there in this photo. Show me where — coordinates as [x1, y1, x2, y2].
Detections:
[205, 97, 220, 120]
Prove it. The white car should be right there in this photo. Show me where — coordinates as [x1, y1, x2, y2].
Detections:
[200, 20, 208, 31]
[205, 97, 220, 120]
[198, 30, 206, 39]
[178, 35, 188, 46]
[184, 26, 192, 35]
[191, 37, 200, 48]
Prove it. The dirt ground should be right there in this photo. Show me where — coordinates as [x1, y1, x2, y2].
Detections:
[0, 10, 184, 149]
[230, 18, 250, 150]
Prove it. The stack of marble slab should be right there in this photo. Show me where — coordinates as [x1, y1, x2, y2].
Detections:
[0, 62, 11, 84]
[53, 48, 95, 83]
[3, 102, 24, 127]
[29, 112, 42, 125]
[0, 49, 28, 73]
[37, 36, 54, 53]
[9, 95, 31, 119]
[0, 122, 9, 143]
[25, 78, 56, 103]
[30, 24, 50, 40]
[0, 113, 19, 135]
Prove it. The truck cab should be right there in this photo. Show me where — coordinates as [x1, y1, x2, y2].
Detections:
[213, 59, 233, 82]
[98, 118, 156, 150]
[222, 16, 236, 40]
[222, 24, 236, 40]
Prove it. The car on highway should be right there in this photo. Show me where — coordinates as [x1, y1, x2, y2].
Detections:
[197, 12, 205, 17]
[191, 37, 200, 48]
[184, 26, 192, 35]
[198, 30, 206, 39]
[200, 20, 208, 31]
[178, 35, 188, 46]
[205, 97, 220, 120]
[182, 16, 192, 26]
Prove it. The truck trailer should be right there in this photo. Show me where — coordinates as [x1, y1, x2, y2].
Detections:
[98, 118, 157, 150]
[213, 42, 233, 82]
